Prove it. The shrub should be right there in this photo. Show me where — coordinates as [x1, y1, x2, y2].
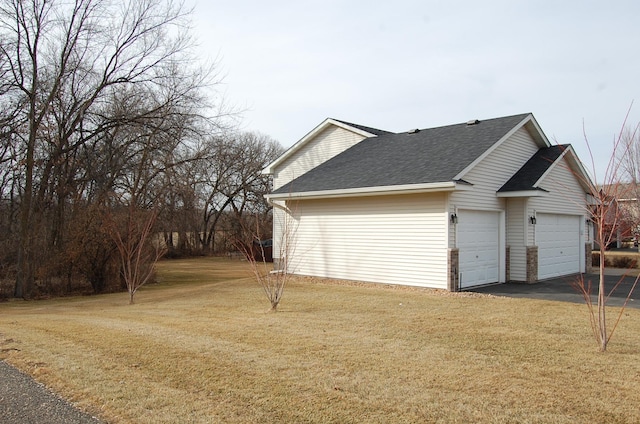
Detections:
[612, 256, 637, 269]
[592, 252, 639, 269]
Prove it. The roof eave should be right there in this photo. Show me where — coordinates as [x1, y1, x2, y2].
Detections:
[496, 190, 549, 198]
[266, 181, 472, 201]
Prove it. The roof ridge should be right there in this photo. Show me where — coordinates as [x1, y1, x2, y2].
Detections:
[414, 113, 532, 132]
[330, 119, 394, 136]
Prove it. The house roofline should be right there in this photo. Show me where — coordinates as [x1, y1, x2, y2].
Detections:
[535, 145, 594, 194]
[262, 118, 379, 175]
[265, 181, 473, 201]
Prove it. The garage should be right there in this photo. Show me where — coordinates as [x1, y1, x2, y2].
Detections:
[537, 213, 581, 279]
[457, 210, 501, 288]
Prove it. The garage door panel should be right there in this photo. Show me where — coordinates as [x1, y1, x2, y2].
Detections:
[537, 213, 580, 279]
[458, 210, 500, 288]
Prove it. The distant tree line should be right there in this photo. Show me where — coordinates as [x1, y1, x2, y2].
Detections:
[0, 0, 282, 299]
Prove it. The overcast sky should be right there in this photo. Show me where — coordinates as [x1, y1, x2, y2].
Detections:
[188, 0, 640, 182]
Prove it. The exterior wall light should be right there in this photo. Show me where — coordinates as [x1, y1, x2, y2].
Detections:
[450, 213, 458, 224]
[529, 216, 537, 225]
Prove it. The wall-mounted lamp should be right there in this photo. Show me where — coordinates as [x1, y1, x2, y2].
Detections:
[529, 216, 537, 225]
[450, 213, 458, 224]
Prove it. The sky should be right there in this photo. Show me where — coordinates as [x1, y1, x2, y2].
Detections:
[187, 0, 640, 182]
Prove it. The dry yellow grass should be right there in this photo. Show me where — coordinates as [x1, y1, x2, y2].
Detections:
[1, 257, 640, 423]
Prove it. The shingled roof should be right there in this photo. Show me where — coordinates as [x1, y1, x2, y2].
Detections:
[273, 113, 531, 195]
[498, 144, 570, 193]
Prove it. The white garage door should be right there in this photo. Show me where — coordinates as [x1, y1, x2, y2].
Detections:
[537, 213, 580, 279]
[457, 210, 500, 288]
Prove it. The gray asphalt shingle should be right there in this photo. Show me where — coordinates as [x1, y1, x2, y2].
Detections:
[273, 113, 531, 194]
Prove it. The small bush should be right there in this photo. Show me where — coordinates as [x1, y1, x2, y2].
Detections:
[612, 256, 637, 269]
[592, 252, 639, 269]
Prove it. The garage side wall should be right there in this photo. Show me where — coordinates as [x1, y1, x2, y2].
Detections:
[288, 193, 449, 289]
[272, 125, 368, 262]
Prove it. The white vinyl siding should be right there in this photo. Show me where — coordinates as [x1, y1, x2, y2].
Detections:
[273, 126, 366, 190]
[449, 127, 540, 221]
[529, 158, 587, 217]
[506, 198, 527, 281]
[271, 203, 290, 263]
[271, 125, 367, 258]
[287, 193, 449, 289]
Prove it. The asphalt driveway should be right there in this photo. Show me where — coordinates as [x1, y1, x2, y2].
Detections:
[0, 360, 102, 424]
[470, 269, 640, 309]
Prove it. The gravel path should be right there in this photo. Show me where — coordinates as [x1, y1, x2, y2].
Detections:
[0, 360, 103, 423]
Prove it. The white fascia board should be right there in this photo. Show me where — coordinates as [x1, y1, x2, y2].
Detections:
[565, 147, 595, 193]
[524, 114, 552, 148]
[496, 190, 548, 198]
[266, 181, 469, 201]
[532, 147, 568, 187]
[533, 145, 594, 193]
[262, 118, 377, 175]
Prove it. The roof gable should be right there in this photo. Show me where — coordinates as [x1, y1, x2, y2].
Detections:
[498, 144, 593, 196]
[497, 145, 568, 194]
[454, 114, 549, 180]
[263, 118, 389, 174]
[272, 113, 532, 196]
[331, 119, 394, 136]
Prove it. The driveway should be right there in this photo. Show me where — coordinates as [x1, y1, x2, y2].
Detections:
[0, 361, 102, 423]
[470, 268, 640, 309]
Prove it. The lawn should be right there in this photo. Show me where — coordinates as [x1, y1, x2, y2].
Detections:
[1, 257, 640, 423]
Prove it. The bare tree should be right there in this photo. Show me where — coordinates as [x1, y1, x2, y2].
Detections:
[0, 0, 221, 297]
[108, 206, 165, 304]
[156, 157, 202, 256]
[195, 132, 282, 254]
[236, 202, 298, 312]
[570, 113, 640, 351]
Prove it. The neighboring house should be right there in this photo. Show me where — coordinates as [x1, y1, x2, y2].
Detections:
[597, 183, 640, 249]
[263, 113, 594, 291]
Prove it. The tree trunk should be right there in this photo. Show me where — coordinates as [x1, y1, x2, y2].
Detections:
[15, 83, 38, 299]
[598, 254, 607, 351]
